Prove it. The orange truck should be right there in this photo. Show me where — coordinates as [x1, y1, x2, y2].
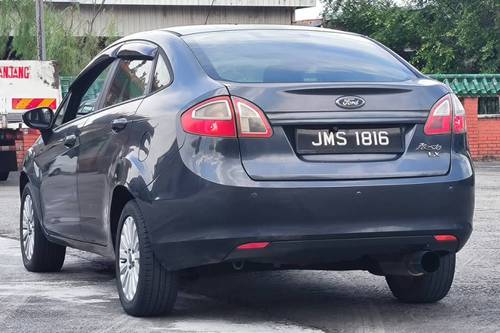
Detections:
[0, 60, 61, 181]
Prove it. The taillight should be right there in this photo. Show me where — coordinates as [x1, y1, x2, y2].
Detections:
[181, 96, 236, 138]
[424, 94, 466, 135]
[451, 94, 466, 133]
[232, 97, 272, 138]
[1, 131, 20, 141]
[181, 96, 272, 138]
[424, 95, 452, 135]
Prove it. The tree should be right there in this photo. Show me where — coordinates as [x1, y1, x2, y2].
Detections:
[411, 0, 499, 73]
[0, 0, 117, 75]
[0, 0, 36, 59]
[322, 0, 499, 73]
[322, 0, 421, 61]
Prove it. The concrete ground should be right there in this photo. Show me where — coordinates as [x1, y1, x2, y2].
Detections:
[0, 165, 499, 333]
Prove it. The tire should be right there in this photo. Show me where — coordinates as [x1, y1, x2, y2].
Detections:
[20, 184, 66, 272]
[386, 253, 456, 303]
[0, 172, 8, 181]
[115, 200, 178, 317]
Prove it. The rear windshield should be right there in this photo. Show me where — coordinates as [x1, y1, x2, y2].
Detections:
[182, 30, 417, 83]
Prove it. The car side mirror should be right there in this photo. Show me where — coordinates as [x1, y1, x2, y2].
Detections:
[22, 107, 54, 131]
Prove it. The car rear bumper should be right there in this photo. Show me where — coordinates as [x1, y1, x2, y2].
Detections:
[225, 235, 464, 267]
[138, 154, 474, 271]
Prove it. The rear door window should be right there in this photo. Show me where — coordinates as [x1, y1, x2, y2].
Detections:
[151, 55, 172, 92]
[183, 30, 417, 83]
[103, 59, 153, 108]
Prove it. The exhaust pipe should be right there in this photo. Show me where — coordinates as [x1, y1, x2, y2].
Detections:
[232, 261, 245, 271]
[379, 251, 440, 276]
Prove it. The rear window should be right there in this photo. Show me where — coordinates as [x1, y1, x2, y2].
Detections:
[183, 30, 417, 83]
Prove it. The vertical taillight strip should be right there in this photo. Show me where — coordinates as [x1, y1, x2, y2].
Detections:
[424, 95, 452, 135]
[451, 94, 466, 134]
[232, 97, 273, 138]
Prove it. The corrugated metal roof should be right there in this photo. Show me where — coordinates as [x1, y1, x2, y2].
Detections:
[57, 7, 297, 35]
[430, 74, 500, 97]
[47, 0, 315, 8]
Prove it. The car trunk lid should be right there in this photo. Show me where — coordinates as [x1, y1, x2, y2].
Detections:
[226, 80, 452, 181]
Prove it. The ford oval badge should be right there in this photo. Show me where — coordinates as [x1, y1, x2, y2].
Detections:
[335, 96, 366, 109]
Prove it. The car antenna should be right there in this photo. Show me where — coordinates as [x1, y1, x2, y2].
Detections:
[204, 0, 216, 25]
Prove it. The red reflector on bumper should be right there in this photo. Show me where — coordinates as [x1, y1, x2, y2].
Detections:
[236, 242, 270, 250]
[434, 235, 457, 242]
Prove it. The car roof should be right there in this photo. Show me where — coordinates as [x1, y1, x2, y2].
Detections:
[162, 24, 354, 37]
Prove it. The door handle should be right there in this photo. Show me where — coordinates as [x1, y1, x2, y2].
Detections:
[111, 118, 128, 132]
[64, 134, 77, 148]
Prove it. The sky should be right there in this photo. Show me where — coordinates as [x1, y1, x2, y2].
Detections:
[295, 0, 406, 21]
[295, 0, 323, 20]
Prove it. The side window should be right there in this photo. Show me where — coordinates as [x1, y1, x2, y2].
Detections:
[151, 55, 171, 92]
[53, 94, 71, 128]
[76, 66, 111, 118]
[53, 61, 113, 128]
[103, 59, 153, 108]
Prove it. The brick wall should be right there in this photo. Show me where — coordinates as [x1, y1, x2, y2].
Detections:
[463, 97, 500, 160]
[15, 129, 40, 169]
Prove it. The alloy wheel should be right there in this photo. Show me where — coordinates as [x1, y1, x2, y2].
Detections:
[119, 216, 141, 301]
[22, 194, 35, 260]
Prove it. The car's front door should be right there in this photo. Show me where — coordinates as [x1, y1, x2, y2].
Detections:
[36, 57, 115, 241]
[35, 95, 84, 240]
[77, 41, 158, 245]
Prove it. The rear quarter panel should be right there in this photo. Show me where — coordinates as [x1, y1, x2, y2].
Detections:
[129, 31, 231, 197]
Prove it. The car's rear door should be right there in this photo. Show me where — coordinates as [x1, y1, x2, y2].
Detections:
[77, 41, 157, 245]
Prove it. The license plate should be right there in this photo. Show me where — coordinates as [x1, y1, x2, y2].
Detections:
[296, 127, 403, 154]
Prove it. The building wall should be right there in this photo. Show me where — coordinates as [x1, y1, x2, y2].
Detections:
[16, 129, 39, 169]
[463, 97, 500, 160]
[53, 4, 295, 36]
[48, 0, 314, 6]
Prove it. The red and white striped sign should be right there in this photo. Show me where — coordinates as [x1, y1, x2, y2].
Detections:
[11, 98, 57, 110]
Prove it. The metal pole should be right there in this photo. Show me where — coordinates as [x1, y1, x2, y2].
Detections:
[0, 98, 8, 129]
[35, 0, 46, 61]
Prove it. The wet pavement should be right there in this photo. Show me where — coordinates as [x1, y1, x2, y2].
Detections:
[0, 164, 499, 332]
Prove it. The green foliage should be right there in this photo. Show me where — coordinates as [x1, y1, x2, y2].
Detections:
[0, 0, 37, 59]
[322, 0, 499, 73]
[0, 0, 118, 75]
